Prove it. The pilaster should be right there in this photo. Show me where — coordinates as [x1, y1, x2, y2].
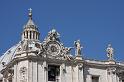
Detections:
[13, 64, 17, 82]
[28, 60, 33, 82]
[60, 63, 66, 82]
[78, 64, 84, 82]
[107, 67, 117, 82]
[32, 61, 38, 82]
[43, 61, 47, 82]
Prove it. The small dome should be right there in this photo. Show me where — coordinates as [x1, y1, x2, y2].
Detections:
[26, 18, 35, 26]
[24, 8, 37, 29]
[24, 18, 38, 30]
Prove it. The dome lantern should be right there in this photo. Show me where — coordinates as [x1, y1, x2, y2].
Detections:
[21, 8, 40, 41]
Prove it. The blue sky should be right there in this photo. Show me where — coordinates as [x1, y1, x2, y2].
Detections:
[0, 0, 124, 61]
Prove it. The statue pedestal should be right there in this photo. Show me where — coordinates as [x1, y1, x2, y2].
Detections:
[108, 60, 116, 64]
[75, 55, 82, 60]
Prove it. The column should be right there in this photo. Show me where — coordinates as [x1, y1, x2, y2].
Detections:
[28, 30, 30, 39]
[31, 31, 33, 40]
[35, 31, 37, 40]
[22, 32, 24, 40]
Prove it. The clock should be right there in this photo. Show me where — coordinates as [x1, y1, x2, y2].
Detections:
[45, 41, 61, 56]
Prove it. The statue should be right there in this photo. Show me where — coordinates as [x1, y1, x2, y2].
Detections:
[74, 40, 82, 55]
[106, 44, 114, 60]
[21, 40, 29, 51]
[46, 29, 60, 41]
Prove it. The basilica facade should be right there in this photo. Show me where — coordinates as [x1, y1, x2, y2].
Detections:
[0, 9, 124, 82]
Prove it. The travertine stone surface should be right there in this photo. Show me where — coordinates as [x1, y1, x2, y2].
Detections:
[0, 9, 124, 82]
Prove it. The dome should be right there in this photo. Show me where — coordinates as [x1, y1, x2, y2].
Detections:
[0, 42, 21, 67]
[0, 40, 42, 68]
[0, 42, 21, 78]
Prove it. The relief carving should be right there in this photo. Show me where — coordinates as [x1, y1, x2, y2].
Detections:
[20, 67, 27, 82]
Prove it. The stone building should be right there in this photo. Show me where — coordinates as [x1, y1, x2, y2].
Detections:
[0, 9, 124, 82]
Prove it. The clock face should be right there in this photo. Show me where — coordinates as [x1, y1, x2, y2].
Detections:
[46, 41, 61, 56]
